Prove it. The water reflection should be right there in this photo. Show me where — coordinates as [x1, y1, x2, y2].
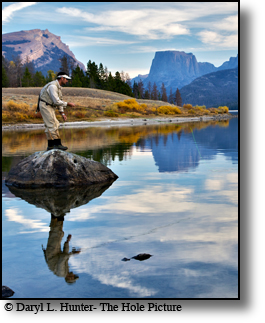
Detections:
[2, 118, 238, 298]
[7, 182, 114, 282]
[42, 216, 81, 284]
[7, 181, 115, 217]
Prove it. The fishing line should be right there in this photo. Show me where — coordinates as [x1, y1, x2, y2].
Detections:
[77, 217, 191, 252]
[190, 127, 202, 158]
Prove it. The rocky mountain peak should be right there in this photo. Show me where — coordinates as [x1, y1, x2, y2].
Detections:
[2, 29, 86, 76]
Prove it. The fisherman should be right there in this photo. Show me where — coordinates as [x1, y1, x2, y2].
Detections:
[38, 71, 75, 151]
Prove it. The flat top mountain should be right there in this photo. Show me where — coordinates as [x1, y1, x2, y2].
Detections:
[132, 50, 238, 92]
[2, 29, 85, 76]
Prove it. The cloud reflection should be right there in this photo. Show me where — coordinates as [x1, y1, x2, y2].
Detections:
[66, 169, 237, 297]
[5, 208, 48, 233]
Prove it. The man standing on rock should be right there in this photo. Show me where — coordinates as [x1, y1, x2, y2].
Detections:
[38, 71, 75, 151]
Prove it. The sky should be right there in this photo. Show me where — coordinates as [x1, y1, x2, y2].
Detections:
[2, 2, 238, 78]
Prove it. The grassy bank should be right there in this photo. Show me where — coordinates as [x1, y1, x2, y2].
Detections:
[2, 87, 229, 125]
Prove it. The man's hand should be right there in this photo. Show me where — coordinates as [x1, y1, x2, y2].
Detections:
[61, 113, 67, 122]
[67, 102, 75, 107]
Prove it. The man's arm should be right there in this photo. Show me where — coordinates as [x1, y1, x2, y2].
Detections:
[48, 85, 75, 121]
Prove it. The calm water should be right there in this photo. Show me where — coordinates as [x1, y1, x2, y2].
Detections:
[2, 118, 238, 299]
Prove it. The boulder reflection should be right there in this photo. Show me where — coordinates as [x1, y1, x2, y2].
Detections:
[7, 181, 115, 217]
[7, 181, 115, 283]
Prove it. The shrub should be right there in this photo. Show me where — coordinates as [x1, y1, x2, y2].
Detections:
[218, 106, 229, 113]
[116, 99, 145, 113]
[28, 111, 42, 119]
[104, 110, 119, 117]
[73, 111, 86, 118]
[145, 107, 157, 115]
[183, 103, 193, 109]
[208, 108, 218, 114]
[6, 100, 30, 112]
[13, 112, 28, 121]
[2, 111, 11, 121]
[157, 106, 182, 115]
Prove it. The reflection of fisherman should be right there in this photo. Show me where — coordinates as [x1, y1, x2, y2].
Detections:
[42, 215, 81, 284]
[38, 71, 75, 151]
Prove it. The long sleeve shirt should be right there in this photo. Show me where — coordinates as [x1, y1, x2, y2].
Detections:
[47, 80, 67, 113]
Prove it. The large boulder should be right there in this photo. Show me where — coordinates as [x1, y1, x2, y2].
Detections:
[5, 149, 118, 188]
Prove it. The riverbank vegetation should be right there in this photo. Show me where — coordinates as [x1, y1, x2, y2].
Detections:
[2, 94, 230, 124]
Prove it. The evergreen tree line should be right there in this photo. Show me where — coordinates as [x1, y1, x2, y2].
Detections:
[2, 54, 134, 97]
[131, 79, 182, 106]
[2, 53, 182, 105]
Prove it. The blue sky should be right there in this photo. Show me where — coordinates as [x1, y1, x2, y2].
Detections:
[2, 2, 238, 78]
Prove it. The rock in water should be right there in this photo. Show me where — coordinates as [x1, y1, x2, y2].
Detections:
[132, 253, 152, 261]
[5, 149, 118, 188]
[2, 286, 15, 298]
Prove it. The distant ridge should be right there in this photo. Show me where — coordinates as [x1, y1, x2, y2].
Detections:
[2, 29, 86, 76]
[180, 67, 238, 109]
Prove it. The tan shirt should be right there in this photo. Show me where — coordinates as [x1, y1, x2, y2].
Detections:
[40, 80, 67, 113]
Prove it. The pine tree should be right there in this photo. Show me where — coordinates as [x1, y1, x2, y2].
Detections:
[168, 88, 174, 104]
[147, 81, 152, 99]
[132, 81, 139, 98]
[72, 74, 82, 87]
[22, 67, 33, 87]
[107, 72, 115, 91]
[144, 90, 150, 99]
[71, 65, 85, 87]
[8, 61, 18, 87]
[98, 63, 106, 88]
[59, 55, 70, 75]
[161, 83, 168, 102]
[138, 79, 144, 99]
[14, 55, 24, 87]
[151, 82, 158, 100]
[175, 88, 182, 106]
[46, 70, 56, 83]
[86, 60, 100, 88]
[2, 65, 9, 87]
[33, 71, 45, 87]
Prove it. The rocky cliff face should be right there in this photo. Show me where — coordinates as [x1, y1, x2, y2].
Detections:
[132, 51, 238, 95]
[133, 51, 217, 92]
[2, 29, 86, 76]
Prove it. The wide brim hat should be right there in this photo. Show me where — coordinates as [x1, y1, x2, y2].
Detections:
[57, 74, 71, 80]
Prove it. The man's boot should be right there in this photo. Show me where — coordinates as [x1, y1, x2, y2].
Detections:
[53, 138, 68, 151]
[47, 140, 54, 150]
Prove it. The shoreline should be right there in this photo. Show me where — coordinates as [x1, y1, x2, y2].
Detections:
[2, 114, 236, 131]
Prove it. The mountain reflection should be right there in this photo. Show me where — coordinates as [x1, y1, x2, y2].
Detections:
[2, 119, 238, 176]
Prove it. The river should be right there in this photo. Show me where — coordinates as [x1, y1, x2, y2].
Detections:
[2, 117, 238, 298]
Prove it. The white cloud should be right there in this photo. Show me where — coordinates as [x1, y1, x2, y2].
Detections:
[213, 15, 238, 31]
[66, 36, 137, 48]
[197, 30, 238, 49]
[57, 7, 190, 40]
[2, 2, 37, 24]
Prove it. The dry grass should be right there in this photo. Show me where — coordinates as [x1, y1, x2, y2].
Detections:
[2, 87, 230, 124]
